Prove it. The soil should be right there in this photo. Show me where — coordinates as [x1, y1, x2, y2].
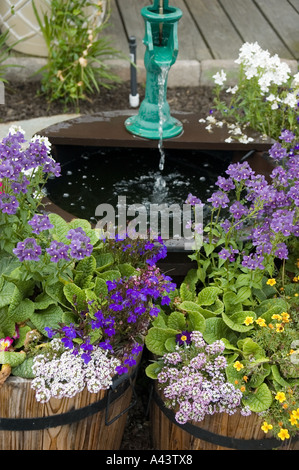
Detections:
[0, 80, 215, 122]
[0, 80, 216, 452]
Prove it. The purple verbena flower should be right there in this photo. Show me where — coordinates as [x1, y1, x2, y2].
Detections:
[28, 214, 54, 235]
[0, 193, 19, 214]
[13, 238, 42, 262]
[268, 142, 288, 161]
[207, 191, 230, 209]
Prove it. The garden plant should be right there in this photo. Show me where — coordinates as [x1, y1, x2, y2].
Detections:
[145, 42, 299, 445]
[33, 0, 121, 110]
[0, 126, 175, 403]
[201, 42, 299, 143]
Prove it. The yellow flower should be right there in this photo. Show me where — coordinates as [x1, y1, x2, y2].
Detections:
[293, 276, 298, 282]
[261, 421, 273, 433]
[276, 323, 284, 332]
[272, 313, 282, 321]
[275, 391, 286, 403]
[268, 323, 274, 329]
[266, 278, 276, 286]
[291, 408, 299, 420]
[240, 385, 246, 392]
[244, 316, 254, 325]
[256, 318, 267, 327]
[281, 312, 290, 323]
[243, 375, 248, 382]
[233, 361, 244, 371]
[277, 428, 290, 441]
[295, 293, 299, 297]
[289, 415, 298, 426]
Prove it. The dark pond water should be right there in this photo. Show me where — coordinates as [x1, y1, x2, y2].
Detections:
[46, 146, 233, 239]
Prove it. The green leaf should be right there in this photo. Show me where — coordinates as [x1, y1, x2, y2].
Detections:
[271, 365, 292, 388]
[97, 270, 121, 282]
[94, 277, 108, 297]
[178, 301, 203, 315]
[188, 311, 206, 333]
[243, 383, 272, 412]
[0, 351, 26, 367]
[0, 281, 15, 307]
[0, 306, 16, 337]
[12, 357, 35, 379]
[33, 292, 56, 310]
[118, 263, 138, 278]
[203, 317, 238, 344]
[223, 292, 243, 313]
[235, 273, 250, 288]
[226, 361, 244, 384]
[222, 311, 255, 333]
[145, 362, 163, 379]
[165, 336, 177, 352]
[145, 327, 179, 356]
[45, 282, 70, 308]
[234, 286, 251, 304]
[8, 298, 35, 322]
[183, 268, 198, 291]
[95, 253, 115, 272]
[30, 304, 65, 335]
[63, 283, 87, 312]
[167, 311, 186, 331]
[179, 283, 194, 302]
[75, 256, 96, 279]
[248, 363, 271, 388]
[48, 213, 70, 243]
[254, 298, 289, 316]
[197, 286, 222, 306]
[242, 338, 265, 360]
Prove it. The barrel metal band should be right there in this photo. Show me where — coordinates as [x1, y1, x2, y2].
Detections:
[0, 369, 137, 431]
[153, 389, 283, 450]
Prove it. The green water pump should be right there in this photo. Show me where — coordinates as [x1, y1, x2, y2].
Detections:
[125, 0, 183, 140]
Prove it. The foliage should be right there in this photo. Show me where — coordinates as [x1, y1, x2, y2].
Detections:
[32, 0, 122, 110]
[205, 42, 299, 142]
[145, 127, 299, 443]
[0, 127, 174, 401]
[0, 30, 18, 84]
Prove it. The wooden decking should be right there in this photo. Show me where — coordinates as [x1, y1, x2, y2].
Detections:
[106, 0, 299, 61]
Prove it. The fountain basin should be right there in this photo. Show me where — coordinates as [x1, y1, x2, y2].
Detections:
[40, 111, 274, 281]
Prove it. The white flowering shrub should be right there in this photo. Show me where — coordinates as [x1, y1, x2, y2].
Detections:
[205, 42, 299, 142]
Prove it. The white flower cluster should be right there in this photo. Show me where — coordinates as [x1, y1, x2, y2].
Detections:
[31, 339, 120, 403]
[235, 41, 292, 94]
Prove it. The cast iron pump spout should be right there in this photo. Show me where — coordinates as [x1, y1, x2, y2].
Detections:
[125, 0, 183, 140]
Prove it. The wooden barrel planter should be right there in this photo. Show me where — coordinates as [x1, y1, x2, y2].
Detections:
[0, 366, 138, 450]
[151, 387, 299, 451]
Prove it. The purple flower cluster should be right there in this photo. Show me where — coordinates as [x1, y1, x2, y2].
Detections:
[13, 238, 42, 262]
[103, 234, 168, 270]
[13, 226, 93, 263]
[191, 131, 298, 269]
[66, 227, 93, 260]
[28, 214, 54, 234]
[157, 332, 243, 425]
[0, 128, 61, 247]
[46, 265, 176, 374]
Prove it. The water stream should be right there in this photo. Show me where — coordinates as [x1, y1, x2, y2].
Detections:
[153, 65, 171, 202]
